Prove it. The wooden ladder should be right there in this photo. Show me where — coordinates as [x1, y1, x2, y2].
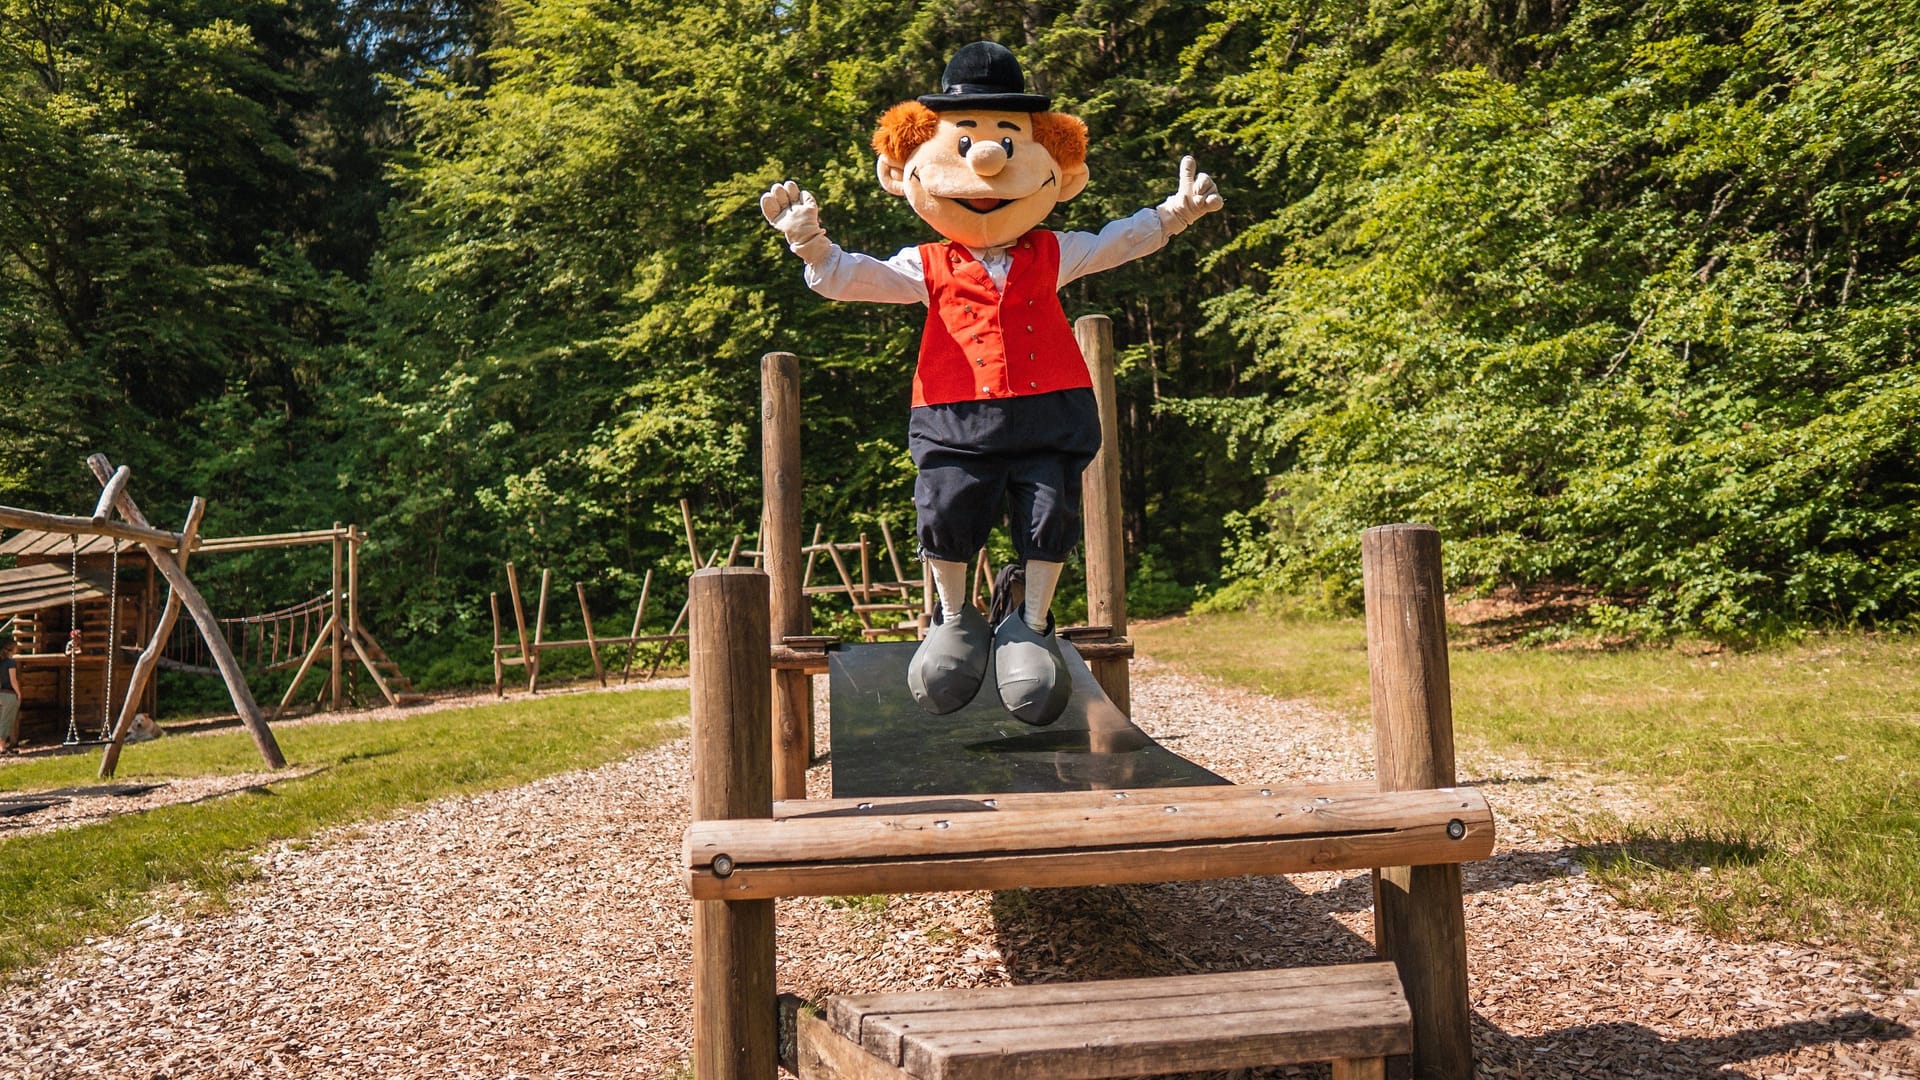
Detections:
[792, 962, 1412, 1079]
[347, 626, 427, 706]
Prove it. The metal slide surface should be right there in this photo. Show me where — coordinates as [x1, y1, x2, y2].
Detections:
[828, 640, 1228, 798]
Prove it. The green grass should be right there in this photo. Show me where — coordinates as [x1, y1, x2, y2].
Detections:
[0, 689, 688, 974]
[1137, 612, 1920, 973]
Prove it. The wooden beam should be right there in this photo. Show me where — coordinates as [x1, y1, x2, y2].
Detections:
[193, 529, 348, 553]
[681, 498, 701, 563]
[769, 645, 830, 674]
[528, 568, 550, 692]
[0, 504, 180, 550]
[877, 517, 908, 585]
[490, 592, 504, 696]
[690, 567, 777, 1080]
[575, 581, 606, 686]
[98, 496, 206, 778]
[699, 785, 1486, 863]
[505, 562, 531, 695]
[273, 613, 337, 720]
[1363, 523, 1473, 1080]
[647, 543, 723, 681]
[620, 569, 651, 684]
[85, 455, 283, 770]
[90, 466, 131, 525]
[687, 786, 1492, 901]
[801, 522, 824, 591]
[771, 780, 1379, 820]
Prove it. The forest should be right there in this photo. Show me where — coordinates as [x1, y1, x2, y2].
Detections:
[4, 0, 1916, 681]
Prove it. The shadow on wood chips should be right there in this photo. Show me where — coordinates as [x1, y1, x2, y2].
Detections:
[988, 876, 1911, 1079]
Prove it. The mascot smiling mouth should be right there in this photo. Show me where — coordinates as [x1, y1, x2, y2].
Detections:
[945, 174, 1058, 214]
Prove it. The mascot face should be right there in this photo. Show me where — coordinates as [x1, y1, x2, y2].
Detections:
[875, 104, 1090, 250]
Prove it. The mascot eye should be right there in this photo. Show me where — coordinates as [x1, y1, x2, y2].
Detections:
[958, 135, 973, 156]
[1001, 138, 1015, 157]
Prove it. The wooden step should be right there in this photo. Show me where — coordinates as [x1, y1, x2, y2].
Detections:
[795, 962, 1410, 1079]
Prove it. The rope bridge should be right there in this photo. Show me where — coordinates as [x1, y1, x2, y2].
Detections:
[157, 592, 334, 677]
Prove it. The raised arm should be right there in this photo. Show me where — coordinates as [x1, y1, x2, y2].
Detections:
[761, 181, 928, 305]
[1057, 156, 1224, 287]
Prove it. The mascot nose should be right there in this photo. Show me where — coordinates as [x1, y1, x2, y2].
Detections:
[967, 140, 1009, 176]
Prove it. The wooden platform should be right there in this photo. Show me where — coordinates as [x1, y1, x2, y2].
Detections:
[794, 962, 1412, 1079]
[686, 780, 1493, 901]
[826, 639, 1223, 799]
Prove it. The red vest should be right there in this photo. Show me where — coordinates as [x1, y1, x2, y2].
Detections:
[913, 230, 1091, 408]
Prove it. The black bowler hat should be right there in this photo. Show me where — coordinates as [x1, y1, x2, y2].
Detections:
[917, 41, 1051, 112]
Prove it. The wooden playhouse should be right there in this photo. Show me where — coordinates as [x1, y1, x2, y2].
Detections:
[0, 531, 152, 745]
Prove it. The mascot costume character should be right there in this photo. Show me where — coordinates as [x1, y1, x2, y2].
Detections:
[762, 41, 1221, 726]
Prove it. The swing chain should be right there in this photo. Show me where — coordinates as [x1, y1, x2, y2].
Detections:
[63, 534, 81, 746]
[100, 541, 119, 740]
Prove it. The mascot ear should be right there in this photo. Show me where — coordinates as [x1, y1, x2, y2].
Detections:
[1057, 162, 1090, 203]
[876, 154, 908, 197]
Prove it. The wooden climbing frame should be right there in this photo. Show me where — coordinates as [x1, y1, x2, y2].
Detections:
[682, 321, 1485, 1079]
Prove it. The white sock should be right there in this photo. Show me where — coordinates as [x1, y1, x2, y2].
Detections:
[929, 558, 969, 621]
[1023, 560, 1062, 633]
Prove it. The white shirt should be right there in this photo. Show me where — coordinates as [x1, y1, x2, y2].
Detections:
[801, 207, 1175, 304]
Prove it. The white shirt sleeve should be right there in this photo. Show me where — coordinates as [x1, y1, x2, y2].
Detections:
[1055, 208, 1171, 288]
[802, 244, 929, 305]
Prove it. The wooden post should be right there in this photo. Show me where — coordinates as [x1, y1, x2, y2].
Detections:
[346, 525, 362, 705]
[801, 522, 823, 591]
[85, 455, 284, 770]
[490, 592, 505, 696]
[141, 560, 156, 715]
[1363, 523, 1471, 1080]
[273, 614, 336, 719]
[346, 525, 360, 638]
[90, 466, 131, 524]
[330, 524, 343, 711]
[762, 351, 810, 800]
[682, 498, 701, 563]
[858, 533, 872, 603]
[506, 562, 532, 694]
[648, 543, 723, 680]
[689, 567, 777, 1080]
[100, 497, 207, 778]
[576, 581, 607, 686]
[621, 569, 652, 684]
[1076, 315, 1129, 714]
[878, 516, 907, 585]
[529, 568, 551, 692]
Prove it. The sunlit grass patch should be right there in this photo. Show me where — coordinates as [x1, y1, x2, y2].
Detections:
[1136, 612, 1920, 973]
[0, 689, 687, 974]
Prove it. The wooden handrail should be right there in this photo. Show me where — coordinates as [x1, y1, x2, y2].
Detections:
[686, 784, 1493, 901]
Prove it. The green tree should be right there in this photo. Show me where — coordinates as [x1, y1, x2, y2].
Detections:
[354, 0, 1258, 657]
[1186, 0, 1920, 633]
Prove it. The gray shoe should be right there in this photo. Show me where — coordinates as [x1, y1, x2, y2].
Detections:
[908, 605, 991, 715]
[992, 613, 1071, 726]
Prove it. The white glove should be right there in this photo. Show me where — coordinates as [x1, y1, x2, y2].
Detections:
[1156, 156, 1223, 234]
[760, 181, 829, 263]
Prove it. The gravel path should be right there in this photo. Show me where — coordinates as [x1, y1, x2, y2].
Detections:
[2, 659, 1915, 1078]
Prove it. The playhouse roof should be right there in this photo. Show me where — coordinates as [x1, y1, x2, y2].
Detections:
[0, 530, 140, 559]
[0, 562, 115, 618]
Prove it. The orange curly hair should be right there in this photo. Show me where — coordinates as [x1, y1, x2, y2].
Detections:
[872, 101, 1088, 169]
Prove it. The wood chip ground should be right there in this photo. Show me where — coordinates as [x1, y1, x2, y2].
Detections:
[2, 659, 1915, 1078]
